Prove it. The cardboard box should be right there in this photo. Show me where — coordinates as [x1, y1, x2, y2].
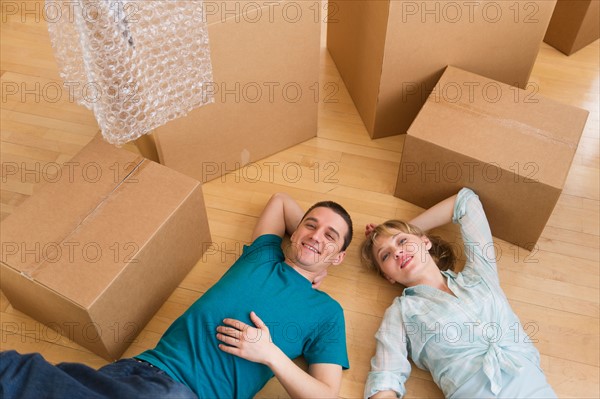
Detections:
[394, 66, 588, 250]
[544, 0, 600, 55]
[327, 0, 557, 139]
[0, 136, 211, 360]
[151, 0, 321, 182]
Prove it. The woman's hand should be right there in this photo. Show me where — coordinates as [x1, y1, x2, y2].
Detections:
[365, 223, 378, 237]
[312, 269, 328, 289]
[216, 311, 277, 365]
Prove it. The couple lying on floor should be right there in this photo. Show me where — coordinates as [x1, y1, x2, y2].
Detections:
[0, 189, 556, 398]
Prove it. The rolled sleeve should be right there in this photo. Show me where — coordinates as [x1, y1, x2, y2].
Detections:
[364, 370, 406, 398]
[452, 188, 498, 280]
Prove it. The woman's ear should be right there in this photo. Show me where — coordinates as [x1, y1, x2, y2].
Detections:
[422, 235, 432, 251]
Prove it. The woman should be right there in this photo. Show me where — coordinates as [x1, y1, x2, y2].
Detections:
[361, 188, 556, 398]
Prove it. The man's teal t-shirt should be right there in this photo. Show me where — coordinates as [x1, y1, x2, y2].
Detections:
[136, 234, 349, 398]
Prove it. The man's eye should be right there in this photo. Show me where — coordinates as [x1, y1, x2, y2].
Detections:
[326, 234, 333, 240]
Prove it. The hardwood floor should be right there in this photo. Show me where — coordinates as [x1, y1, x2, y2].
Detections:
[1, 2, 599, 397]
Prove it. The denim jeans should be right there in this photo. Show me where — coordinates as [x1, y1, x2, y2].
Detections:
[0, 351, 198, 399]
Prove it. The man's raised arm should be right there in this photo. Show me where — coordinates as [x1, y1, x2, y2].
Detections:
[252, 193, 304, 241]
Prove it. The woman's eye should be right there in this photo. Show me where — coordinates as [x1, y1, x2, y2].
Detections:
[382, 253, 389, 261]
[399, 238, 407, 245]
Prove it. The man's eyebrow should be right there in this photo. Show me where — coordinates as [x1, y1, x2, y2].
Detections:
[327, 226, 341, 239]
[376, 232, 400, 257]
[304, 216, 341, 239]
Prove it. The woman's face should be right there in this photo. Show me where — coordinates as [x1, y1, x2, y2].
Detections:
[372, 229, 433, 286]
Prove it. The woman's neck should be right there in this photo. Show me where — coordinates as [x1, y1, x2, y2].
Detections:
[415, 268, 456, 297]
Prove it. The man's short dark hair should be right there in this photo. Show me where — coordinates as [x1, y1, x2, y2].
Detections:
[302, 201, 353, 251]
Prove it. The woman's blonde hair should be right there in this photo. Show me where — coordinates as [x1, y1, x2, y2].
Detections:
[360, 220, 456, 278]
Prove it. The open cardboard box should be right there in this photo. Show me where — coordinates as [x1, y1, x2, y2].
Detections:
[394, 66, 588, 250]
[327, 0, 557, 139]
[0, 136, 211, 360]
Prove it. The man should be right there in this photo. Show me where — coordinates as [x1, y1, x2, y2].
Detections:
[1, 193, 353, 398]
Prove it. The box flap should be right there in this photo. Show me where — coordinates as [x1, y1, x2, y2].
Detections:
[408, 66, 588, 189]
[544, 0, 599, 55]
[327, 0, 391, 133]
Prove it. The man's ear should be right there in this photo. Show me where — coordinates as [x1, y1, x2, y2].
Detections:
[331, 251, 346, 266]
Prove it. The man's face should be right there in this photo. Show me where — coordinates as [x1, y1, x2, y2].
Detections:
[288, 207, 348, 269]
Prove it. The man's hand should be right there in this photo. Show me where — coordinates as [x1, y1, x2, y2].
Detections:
[218, 312, 342, 398]
[216, 311, 276, 365]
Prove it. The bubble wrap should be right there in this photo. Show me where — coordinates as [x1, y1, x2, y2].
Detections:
[47, 0, 214, 145]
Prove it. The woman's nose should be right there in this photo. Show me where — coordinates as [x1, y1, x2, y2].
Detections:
[394, 248, 403, 258]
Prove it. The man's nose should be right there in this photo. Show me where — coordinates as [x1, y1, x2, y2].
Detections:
[309, 228, 322, 241]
